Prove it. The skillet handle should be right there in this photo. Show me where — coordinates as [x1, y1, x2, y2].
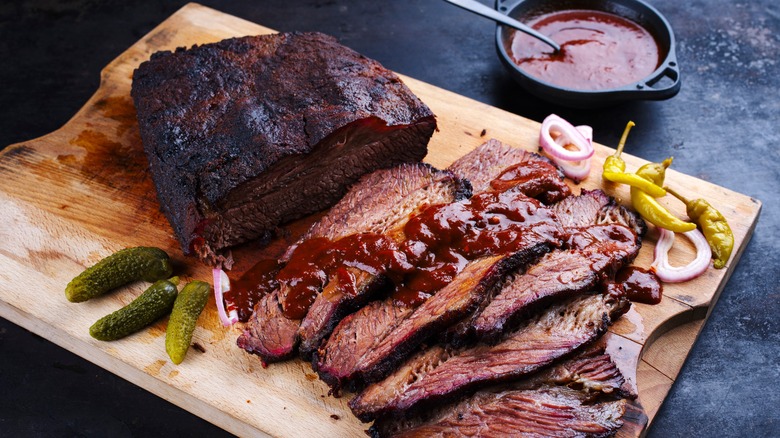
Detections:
[639, 60, 682, 100]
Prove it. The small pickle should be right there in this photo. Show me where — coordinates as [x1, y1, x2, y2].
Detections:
[631, 158, 697, 233]
[602, 121, 667, 197]
[666, 187, 734, 269]
[89, 277, 179, 341]
[65, 247, 173, 303]
[166, 281, 211, 364]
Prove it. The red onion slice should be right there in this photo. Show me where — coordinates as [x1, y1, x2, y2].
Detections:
[213, 268, 238, 326]
[540, 114, 595, 162]
[548, 124, 593, 182]
[651, 227, 712, 283]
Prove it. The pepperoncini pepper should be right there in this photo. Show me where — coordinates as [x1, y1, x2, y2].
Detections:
[630, 157, 697, 233]
[602, 121, 667, 198]
[665, 187, 734, 269]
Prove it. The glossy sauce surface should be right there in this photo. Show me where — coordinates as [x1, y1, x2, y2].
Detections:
[228, 182, 563, 320]
[394, 189, 561, 305]
[227, 258, 280, 322]
[616, 266, 663, 304]
[508, 9, 661, 90]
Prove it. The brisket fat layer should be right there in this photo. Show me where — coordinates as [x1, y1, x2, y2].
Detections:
[237, 164, 471, 364]
[131, 32, 436, 265]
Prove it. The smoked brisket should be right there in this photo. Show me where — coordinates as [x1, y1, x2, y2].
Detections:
[315, 144, 569, 390]
[370, 342, 634, 436]
[237, 164, 470, 364]
[369, 385, 627, 438]
[350, 290, 630, 421]
[450, 190, 645, 344]
[132, 32, 436, 266]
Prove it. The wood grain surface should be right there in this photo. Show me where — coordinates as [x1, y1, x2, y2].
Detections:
[0, 3, 761, 437]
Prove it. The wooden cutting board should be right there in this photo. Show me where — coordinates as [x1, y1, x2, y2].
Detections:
[0, 3, 761, 436]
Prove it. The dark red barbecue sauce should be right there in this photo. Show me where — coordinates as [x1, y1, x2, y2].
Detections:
[507, 10, 662, 91]
[393, 189, 560, 306]
[492, 160, 556, 194]
[228, 181, 562, 321]
[616, 266, 663, 304]
[228, 259, 280, 322]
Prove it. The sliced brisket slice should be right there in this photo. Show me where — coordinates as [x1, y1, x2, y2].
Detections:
[314, 206, 563, 390]
[369, 385, 627, 438]
[552, 188, 646, 241]
[297, 268, 386, 359]
[518, 341, 636, 399]
[463, 207, 643, 343]
[132, 32, 436, 265]
[447, 139, 571, 203]
[237, 164, 470, 364]
[315, 248, 549, 390]
[370, 340, 634, 436]
[294, 168, 472, 358]
[236, 290, 300, 363]
[442, 189, 643, 345]
[350, 290, 630, 421]
[281, 164, 471, 262]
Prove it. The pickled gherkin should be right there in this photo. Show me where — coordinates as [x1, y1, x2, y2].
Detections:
[89, 278, 179, 341]
[65, 247, 173, 303]
[166, 281, 211, 364]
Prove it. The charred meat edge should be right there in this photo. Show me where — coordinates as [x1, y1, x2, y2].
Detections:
[370, 385, 627, 438]
[350, 290, 630, 421]
[132, 32, 436, 265]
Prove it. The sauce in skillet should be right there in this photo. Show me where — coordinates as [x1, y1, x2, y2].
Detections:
[507, 9, 662, 90]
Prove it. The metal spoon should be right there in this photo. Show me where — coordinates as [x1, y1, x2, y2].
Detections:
[443, 0, 561, 52]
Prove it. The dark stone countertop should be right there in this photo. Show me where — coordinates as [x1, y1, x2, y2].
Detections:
[1, 1, 777, 436]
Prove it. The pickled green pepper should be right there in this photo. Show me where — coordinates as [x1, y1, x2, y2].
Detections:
[666, 187, 734, 268]
[602, 121, 668, 198]
[630, 158, 697, 233]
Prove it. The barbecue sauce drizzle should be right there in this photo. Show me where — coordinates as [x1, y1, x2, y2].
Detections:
[616, 266, 663, 304]
[228, 163, 565, 321]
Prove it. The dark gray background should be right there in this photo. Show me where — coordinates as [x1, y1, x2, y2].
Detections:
[1, 0, 778, 436]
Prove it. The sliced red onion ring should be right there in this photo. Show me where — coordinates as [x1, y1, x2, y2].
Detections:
[213, 268, 238, 326]
[548, 124, 593, 182]
[651, 227, 712, 283]
[540, 114, 595, 162]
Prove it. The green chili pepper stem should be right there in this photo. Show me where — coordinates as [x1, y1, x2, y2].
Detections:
[664, 186, 689, 204]
[663, 185, 734, 269]
[614, 120, 636, 158]
[169, 276, 180, 286]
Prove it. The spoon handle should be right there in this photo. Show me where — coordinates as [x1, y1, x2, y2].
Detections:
[443, 0, 560, 52]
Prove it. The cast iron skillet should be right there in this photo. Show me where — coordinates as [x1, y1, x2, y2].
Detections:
[495, 0, 681, 108]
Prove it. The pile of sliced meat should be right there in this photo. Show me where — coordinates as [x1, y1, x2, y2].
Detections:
[234, 139, 647, 436]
